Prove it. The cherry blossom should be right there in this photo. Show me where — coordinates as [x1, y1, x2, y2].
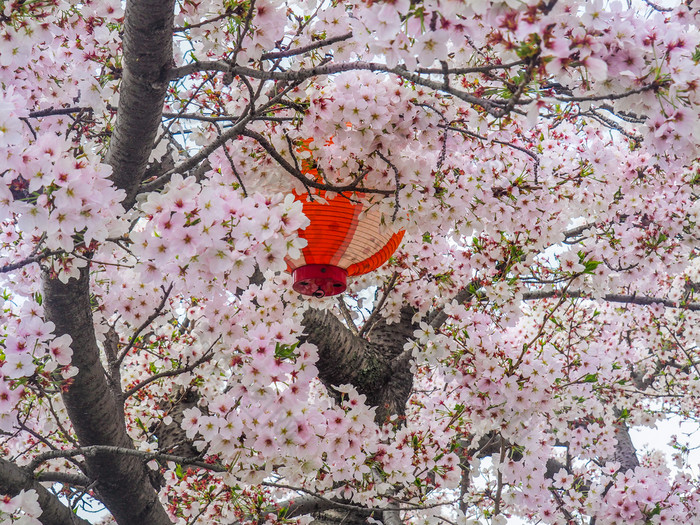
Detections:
[1, 0, 700, 524]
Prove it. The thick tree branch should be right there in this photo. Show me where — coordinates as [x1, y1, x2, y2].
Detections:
[0, 457, 91, 525]
[522, 290, 700, 311]
[43, 267, 172, 525]
[301, 306, 417, 423]
[106, 0, 176, 209]
[608, 416, 639, 473]
[0, 250, 62, 274]
[36, 1, 179, 522]
[301, 309, 385, 391]
[35, 471, 92, 487]
[27, 445, 227, 474]
[280, 495, 343, 518]
[429, 286, 478, 330]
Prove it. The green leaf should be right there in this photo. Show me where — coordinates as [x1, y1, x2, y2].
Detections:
[274, 341, 300, 361]
[584, 260, 602, 274]
[516, 35, 540, 59]
[583, 373, 598, 383]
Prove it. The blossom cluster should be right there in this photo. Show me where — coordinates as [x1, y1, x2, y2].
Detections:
[2, 0, 700, 523]
[0, 298, 74, 432]
[0, 489, 42, 525]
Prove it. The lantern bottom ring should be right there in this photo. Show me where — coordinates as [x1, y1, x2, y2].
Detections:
[292, 264, 347, 297]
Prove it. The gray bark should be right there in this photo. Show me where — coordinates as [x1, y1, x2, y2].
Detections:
[35, 0, 178, 523]
[106, 0, 175, 208]
[301, 306, 417, 424]
[0, 457, 91, 525]
[299, 306, 419, 525]
[43, 268, 172, 525]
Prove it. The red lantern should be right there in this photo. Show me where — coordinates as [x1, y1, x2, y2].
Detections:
[286, 190, 404, 298]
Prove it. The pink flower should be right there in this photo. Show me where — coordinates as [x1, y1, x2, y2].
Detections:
[582, 56, 609, 81]
[0, 381, 20, 412]
[48, 334, 73, 367]
[414, 30, 449, 67]
[2, 350, 34, 379]
[0, 86, 28, 146]
[181, 407, 202, 440]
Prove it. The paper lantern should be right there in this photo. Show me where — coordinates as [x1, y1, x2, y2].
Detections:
[286, 191, 404, 298]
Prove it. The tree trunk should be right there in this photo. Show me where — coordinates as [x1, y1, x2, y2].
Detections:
[37, 0, 177, 521]
[43, 268, 173, 525]
[0, 457, 91, 525]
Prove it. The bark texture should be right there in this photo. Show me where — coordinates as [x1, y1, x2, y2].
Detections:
[36, 0, 177, 523]
[300, 306, 419, 525]
[106, 0, 175, 208]
[0, 457, 91, 525]
[43, 268, 172, 525]
[301, 306, 418, 424]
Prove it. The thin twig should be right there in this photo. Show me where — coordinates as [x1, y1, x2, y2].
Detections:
[28, 107, 93, 118]
[241, 128, 395, 196]
[140, 80, 303, 194]
[522, 290, 700, 311]
[161, 111, 294, 123]
[640, 0, 673, 11]
[116, 283, 174, 364]
[261, 32, 353, 60]
[122, 336, 221, 400]
[585, 109, 643, 142]
[359, 272, 399, 337]
[174, 12, 231, 32]
[373, 151, 403, 220]
[230, 0, 256, 66]
[552, 82, 660, 103]
[212, 122, 248, 196]
[337, 297, 359, 335]
[261, 481, 454, 512]
[412, 59, 525, 75]
[444, 124, 540, 182]
[16, 421, 85, 473]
